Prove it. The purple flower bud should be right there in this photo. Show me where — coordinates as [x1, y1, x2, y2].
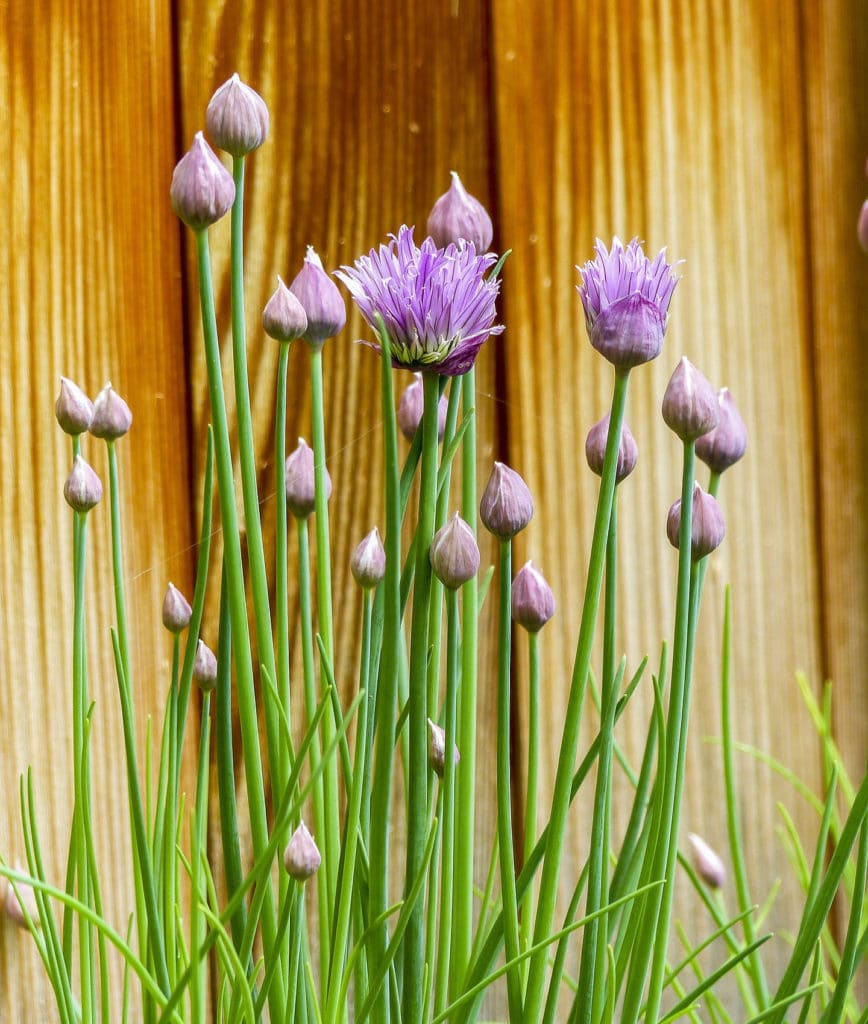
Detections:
[206, 73, 269, 157]
[3, 868, 39, 930]
[63, 456, 102, 513]
[427, 718, 460, 778]
[426, 171, 494, 252]
[662, 357, 719, 441]
[695, 388, 748, 474]
[289, 247, 346, 349]
[429, 512, 480, 589]
[193, 639, 218, 692]
[351, 527, 386, 588]
[285, 438, 328, 520]
[90, 382, 132, 440]
[55, 377, 93, 435]
[397, 373, 448, 443]
[511, 561, 555, 632]
[590, 293, 667, 369]
[170, 132, 236, 231]
[162, 582, 192, 633]
[688, 832, 726, 889]
[666, 482, 726, 560]
[584, 413, 638, 483]
[859, 200, 868, 254]
[283, 822, 321, 881]
[480, 462, 533, 540]
[262, 276, 308, 343]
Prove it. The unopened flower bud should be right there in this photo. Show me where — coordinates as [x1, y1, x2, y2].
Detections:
[667, 482, 725, 560]
[662, 357, 719, 441]
[193, 639, 218, 692]
[426, 171, 494, 252]
[590, 293, 667, 369]
[206, 73, 269, 157]
[63, 456, 102, 513]
[430, 512, 480, 589]
[170, 132, 236, 231]
[511, 561, 555, 632]
[688, 832, 726, 889]
[162, 582, 192, 633]
[351, 528, 386, 588]
[285, 438, 328, 519]
[283, 822, 321, 881]
[427, 718, 460, 777]
[695, 388, 748, 474]
[262, 276, 308, 343]
[859, 200, 868, 254]
[480, 462, 533, 540]
[289, 247, 346, 349]
[3, 868, 39, 929]
[584, 413, 638, 482]
[397, 373, 448, 443]
[55, 377, 93, 435]
[90, 382, 132, 440]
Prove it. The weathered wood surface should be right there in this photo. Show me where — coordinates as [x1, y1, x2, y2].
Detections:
[1, 0, 865, 1018]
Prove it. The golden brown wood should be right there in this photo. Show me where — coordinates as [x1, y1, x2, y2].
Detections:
[0, 0, 195, 1016]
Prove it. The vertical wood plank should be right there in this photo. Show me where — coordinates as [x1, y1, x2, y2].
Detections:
[0, 1, 193, 1016]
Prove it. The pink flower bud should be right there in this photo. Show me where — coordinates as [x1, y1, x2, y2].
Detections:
[289, 247, 346, 349]
[170, 132, 236, 231]
[511, 561, 555, 632]
[3, 868, 39, 929]
[427, 718, 460, 777]
[55, 377, 93, 435]
[859, 199, 868, 254]
[193, 639, 218, 692]
[590, 293, 666, 369]
[426, 171, 493, 252]
[695, 388, 748, 474]
[397, 373, 448, 443]
[285, 438, 328, 520]
[688, 832, 726, 889]
[206, 73, 269, 157]
[662, 357, 719, 442]
[63, 456, 102, 513]
[262, 276, 308, 343]
[666, 482, 726, 560]
[283, 822, 321, 881]
[351, 528, 386, 588]
[90, 382, 132, 440]
[584, 413, 638, 483]
[162, 582, 192, 633]
[429, 513, 480, 590]
[480, 462, 533, 540]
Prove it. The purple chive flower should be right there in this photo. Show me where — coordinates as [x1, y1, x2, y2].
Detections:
[577, 237, 680, 368]
[336, 225, 504, 376]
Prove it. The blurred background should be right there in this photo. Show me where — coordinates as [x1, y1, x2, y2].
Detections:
[1, 0, 865, 1017]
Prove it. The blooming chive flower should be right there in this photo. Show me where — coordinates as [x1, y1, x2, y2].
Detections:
[577, 237, 680, 368]
[336, 225, 504, 376]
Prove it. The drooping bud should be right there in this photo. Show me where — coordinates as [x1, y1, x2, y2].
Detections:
[162, 582, 192, 633]
[396, 373, 448, 443]
[666, 482, 726, 560]
[170, 132, 236, 231]
[192, 639, 218, 692]
[55, 377, 93, 435]
[480, 462, 533, 540]
[427, 718, 460, 778]
[285, 438, 328, 520]
[289, 247, 347, 349]
[584, 413, 638, 483]
[351, 528, 386, 589]
[590, 293, 667, 369]
[262, 276, 308, 343]
[283, 822, 321, 881]
[426, 171, 494, 252]
[662, 358, 719, 441]
[511, 561, 555, 632]
[429, 512, 480, 589]
[859, 200, 868, 253]
[695, 388, 748, 474]
[90, 382, 132, 440]
[687, 833, 726, 889]
[3, 868, 39, 929]
[63, 456, 103, 513]
[205, 73, 269, 157]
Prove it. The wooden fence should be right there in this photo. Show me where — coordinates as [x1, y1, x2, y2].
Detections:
[1, 0, 865, 1017]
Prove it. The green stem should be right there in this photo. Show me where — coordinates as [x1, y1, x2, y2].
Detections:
[275, 341, 292, 742]
[402, 370, 440, 1023]
[520, 629, 541, 986]
[524, 367, 630, 1021]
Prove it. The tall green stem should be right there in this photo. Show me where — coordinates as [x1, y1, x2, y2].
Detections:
[520, 629, 541, 984]
[275, 342, 292, 737]
[524, 367, 630, 1021]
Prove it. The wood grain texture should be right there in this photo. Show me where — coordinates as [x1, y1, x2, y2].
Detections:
[0, 0, 195, 1017]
